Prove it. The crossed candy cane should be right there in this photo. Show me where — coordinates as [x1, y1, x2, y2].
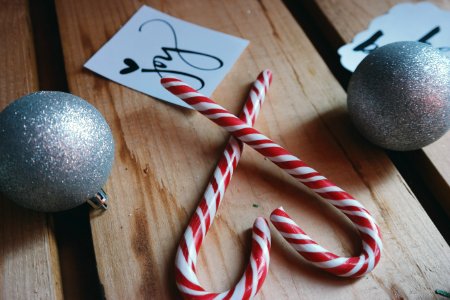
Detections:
[162, 71, 382, 300]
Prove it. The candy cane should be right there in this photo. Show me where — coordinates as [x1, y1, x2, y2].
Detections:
[162, 76, 382, 278]
[175, 70, 272, 300]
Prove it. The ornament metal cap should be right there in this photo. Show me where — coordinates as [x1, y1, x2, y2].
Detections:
[87, 189, 108, 210]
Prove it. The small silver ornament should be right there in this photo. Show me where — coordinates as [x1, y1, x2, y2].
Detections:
[0, 91, 115, 212]
[347, 41, 450, 151]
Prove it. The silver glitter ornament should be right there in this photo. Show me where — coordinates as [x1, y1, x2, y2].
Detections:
[347, 41, 450, 151]
[0, 91, 114, 212]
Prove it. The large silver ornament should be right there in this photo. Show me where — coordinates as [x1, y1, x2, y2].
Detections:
[347, 41, 450, 151]
[0, 91, 114, 212]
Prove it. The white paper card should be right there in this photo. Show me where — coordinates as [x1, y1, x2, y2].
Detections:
[84, 5, 249, 108]
[338, 2, 450, 72]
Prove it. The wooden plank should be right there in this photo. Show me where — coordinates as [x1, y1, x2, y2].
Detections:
[312, 0, 450, 214]
[55, 0, 450, 298]
[0, 0, 62, 299]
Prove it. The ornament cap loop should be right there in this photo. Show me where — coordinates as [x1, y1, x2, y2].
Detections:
[87, 189, 108, 210]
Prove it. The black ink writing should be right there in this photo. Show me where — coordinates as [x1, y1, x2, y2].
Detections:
[353, 30, 383, 54]
[119, 19, 224, 91]
[417, 26, 440, 44]
[352, 26, 449, 55]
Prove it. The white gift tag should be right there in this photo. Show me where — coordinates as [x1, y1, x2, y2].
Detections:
[85, 5, 249, 108]
[338, 2, 450, 72]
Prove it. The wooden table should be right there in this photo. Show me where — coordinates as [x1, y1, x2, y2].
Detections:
[1, 0, 449, 299]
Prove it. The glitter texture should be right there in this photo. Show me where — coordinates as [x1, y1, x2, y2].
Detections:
[0, 91, 114, 212]
[347, 41, 450, 151]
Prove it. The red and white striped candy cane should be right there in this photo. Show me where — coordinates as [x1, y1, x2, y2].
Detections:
[175, 70, 272, 300]
[162, 76, 382, 278]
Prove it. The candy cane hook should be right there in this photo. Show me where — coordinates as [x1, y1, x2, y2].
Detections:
[162, 75, 382, 278]
[175, 70, 272, 299]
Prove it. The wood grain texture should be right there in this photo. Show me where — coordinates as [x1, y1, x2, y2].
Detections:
[0, 0, 62, 299]
[55, 0, 450, 298]
[313, 0, 450, 214]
